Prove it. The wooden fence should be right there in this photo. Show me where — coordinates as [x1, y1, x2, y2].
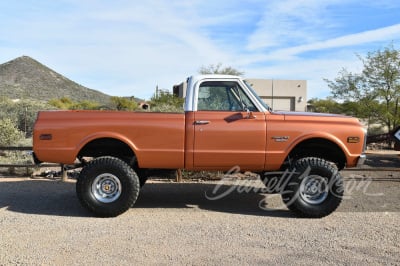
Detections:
[0, 146, 33, 168]
[0, 146, 182, 181]
[0, 146, 67, 180]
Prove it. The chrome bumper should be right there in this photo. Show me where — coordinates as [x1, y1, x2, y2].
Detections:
[356, 153, 367, 167]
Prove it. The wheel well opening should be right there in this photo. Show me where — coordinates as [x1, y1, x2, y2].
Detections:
[287, 138, 346, 170]
[78, 138, 135, 161]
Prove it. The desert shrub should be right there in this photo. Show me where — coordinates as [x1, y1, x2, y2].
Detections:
[0, 97, 55, 137]
[49, 97, 100, 110]
[149, 103, 184, 113]
[149, 90, 184, 112]
[109, 96, 138, 111]
[0, 118, 25, 146]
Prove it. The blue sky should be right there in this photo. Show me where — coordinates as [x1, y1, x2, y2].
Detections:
[1, 0, 400, 100]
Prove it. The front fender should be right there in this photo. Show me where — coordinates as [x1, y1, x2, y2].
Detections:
[286, 132, 350, 156]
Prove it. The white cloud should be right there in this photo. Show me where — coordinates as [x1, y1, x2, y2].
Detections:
[241, 24, 400, 64]
[244, 50, 364, 99]
[4, 1, 234, 98]
[246, 0, 338, 51]
[244, 0, 400, 53]
[277, 24, 400, 57]
[1, 0, 400, 101]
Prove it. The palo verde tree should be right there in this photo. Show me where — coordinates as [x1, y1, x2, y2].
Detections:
[362, 45, 400, 132]
[325, 44, 400, 133]
[199, 63, 244, 76]
[325, 69, 379, 131]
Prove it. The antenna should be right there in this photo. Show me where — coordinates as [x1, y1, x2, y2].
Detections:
[271, 79, 274, 110]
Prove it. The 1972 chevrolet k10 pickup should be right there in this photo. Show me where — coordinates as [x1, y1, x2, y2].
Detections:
[33, 75, 366, 217]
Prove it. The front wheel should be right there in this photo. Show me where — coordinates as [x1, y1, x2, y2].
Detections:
[76, 156, 140, 217]
[282, 157, 344, 218]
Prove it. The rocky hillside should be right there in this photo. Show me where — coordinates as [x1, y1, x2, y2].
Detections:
[0, 56, 110, 104]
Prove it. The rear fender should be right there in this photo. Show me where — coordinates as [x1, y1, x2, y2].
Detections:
[76, 132, 139, 159]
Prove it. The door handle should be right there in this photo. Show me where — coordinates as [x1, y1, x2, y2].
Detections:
[194, 120, 210, 125]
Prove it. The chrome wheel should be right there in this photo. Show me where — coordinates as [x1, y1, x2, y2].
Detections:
[299, 175, 329, 205]
[282, 157, 343, 218]
[92, 173, 122, 203]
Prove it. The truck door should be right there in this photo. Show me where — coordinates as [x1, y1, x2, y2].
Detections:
[193, 80, 266, 171]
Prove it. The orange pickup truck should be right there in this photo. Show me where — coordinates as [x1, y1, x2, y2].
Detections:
[33, 75, 366, 218]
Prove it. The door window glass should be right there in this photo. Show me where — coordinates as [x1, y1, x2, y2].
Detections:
[197, 81, 257, 111]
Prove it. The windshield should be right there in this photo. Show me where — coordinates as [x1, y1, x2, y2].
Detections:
[244, 80, 271, 111]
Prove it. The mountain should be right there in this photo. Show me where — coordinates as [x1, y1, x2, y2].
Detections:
[0, 56, 111, 104]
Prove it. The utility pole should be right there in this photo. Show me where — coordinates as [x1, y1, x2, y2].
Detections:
[24, 106, 27, 138]
[155, 85, 159, 99]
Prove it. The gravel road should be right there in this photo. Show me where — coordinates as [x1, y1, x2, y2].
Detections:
[0, 169, 399, 265]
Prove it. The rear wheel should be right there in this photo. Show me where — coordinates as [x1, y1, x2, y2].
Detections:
[76, 156, 140, 217]
[126, 157, 147, 187]
[282, 157, 344, 218]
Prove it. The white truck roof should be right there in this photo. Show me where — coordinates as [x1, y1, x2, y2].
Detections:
[184, 74, 269, 112]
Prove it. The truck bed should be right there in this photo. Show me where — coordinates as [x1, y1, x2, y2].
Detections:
[33, 110, 186, 168]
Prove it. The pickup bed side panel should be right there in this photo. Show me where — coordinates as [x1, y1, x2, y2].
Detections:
[33, 111, 186, 168]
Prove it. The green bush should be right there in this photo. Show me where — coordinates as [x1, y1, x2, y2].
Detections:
[49, 97, 101, 110]
[149, 90, 184, 112]
[0, 97, 55, 137]
[109, 96, 138, 111]
[0, 118, 25, 146]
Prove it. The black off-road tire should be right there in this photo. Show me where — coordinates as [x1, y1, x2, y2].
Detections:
[125, 157, 147, 187]
[76, 156, 140, 217]
[282, 157, 344, 218]
[134, 168, 148, 187]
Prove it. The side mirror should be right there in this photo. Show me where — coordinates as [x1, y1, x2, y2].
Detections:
[245, 109, 256, 119]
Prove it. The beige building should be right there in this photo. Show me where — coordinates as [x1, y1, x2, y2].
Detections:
[246, 79, 307, 112]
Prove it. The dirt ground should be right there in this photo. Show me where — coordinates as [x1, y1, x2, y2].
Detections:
[0, 152, 399, 265]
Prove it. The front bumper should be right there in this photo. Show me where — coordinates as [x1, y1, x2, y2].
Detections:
[356, 153, 367, 167]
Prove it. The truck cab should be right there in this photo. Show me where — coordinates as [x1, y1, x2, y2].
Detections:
[183, 75, 365, 171]
[184, 75, 269, 170]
